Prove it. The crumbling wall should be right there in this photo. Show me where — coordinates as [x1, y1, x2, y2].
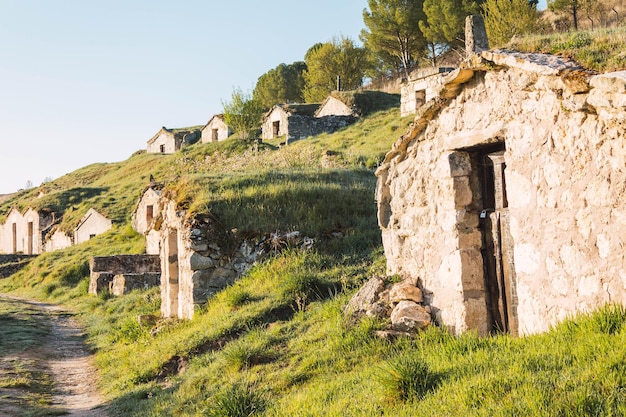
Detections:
[157, 199, 313, 319]
[89, 255, 161, 295]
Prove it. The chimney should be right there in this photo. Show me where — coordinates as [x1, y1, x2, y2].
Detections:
[465, 15, 489, 58]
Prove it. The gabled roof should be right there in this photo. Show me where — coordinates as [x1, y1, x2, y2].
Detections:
[201, 114, 227, 130]
[263, 103, 320, 121]
[147, 126, 203, 144]
[315, 90, 400, 118]
[75, 208, 110, 230]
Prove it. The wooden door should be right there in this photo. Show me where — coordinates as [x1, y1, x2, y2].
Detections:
[480, 150, 518, 335]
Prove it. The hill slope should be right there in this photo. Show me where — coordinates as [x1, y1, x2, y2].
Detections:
[1, 76, 625, 416]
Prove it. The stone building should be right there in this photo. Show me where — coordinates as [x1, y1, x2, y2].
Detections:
[147, 126, 200, 154]
[131, 186, 162, 255]
[44, 227, 73, 252]
[261, 104, 320, 142]
[0, 207, 55, 255]
[400, 67, 455, 117]
[200, 114, 232, 143]
[74, 208, 112, 244]
[376, 47, 626, 336]
[316, 90, 401, 118]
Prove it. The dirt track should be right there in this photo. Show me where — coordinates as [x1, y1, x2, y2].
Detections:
[0, 296, 108, 417]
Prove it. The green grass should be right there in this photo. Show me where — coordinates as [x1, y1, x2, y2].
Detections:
[1, 97, 625, 415]
[507, 26, 626, 72]
[0, 297, 58, 416]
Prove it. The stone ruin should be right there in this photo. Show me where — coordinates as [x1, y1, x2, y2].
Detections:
[89, 255, 161, 296]
[130, 187, 314, 319]
[368, 15, 626, 336]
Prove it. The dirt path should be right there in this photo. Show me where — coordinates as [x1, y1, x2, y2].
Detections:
[0, 295, 108, 416]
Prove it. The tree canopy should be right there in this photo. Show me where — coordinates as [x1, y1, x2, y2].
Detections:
[419, 0, 481, 64]
[483, 0, 542, 46]
[361, 0, 427, 76]
[252, 62, 307, 110]
[303, 37, 369, 103]
[548, 0, 596, 29]
[222, 88, 264, 142]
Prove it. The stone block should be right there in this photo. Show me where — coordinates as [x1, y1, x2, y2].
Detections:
[89, 272, 114, 295]
[389, 281, 424, 303]
[448, 152, 472, 177]
[189, 252, 216, 271]
[590, 71, 626, 93]
[391, 301, 431, 332]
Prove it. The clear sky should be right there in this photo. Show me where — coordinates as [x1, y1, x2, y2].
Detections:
[0, 1, 549, 195]
[0, 1, 367, 194]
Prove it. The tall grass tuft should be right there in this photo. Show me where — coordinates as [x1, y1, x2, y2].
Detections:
[377, 352, 440, 403]
[205, 381, 267, 417]
[591, 303, 626, 335]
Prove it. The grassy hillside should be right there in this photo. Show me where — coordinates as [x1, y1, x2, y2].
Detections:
[1, 35, 626, 415]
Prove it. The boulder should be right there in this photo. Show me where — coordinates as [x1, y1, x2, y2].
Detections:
[344, 276, 386, 318]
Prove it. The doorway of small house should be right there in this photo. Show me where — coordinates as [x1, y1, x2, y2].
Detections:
[164, 228, 180, 316]
[27, 222, 33, 255]
[475, 144, 518, 335]
[272, 121, 280, 137]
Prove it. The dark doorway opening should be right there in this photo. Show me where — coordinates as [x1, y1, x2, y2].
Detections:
[27, 222, 33, 255]
[475, 144, 518, 335]
[272, 121, 280, 137]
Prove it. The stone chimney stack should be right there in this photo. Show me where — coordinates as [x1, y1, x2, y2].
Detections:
[465, 15, 489, 58]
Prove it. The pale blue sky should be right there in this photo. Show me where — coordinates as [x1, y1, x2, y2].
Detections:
[0, 1, 547, 194]
[0, 1, 366, 193]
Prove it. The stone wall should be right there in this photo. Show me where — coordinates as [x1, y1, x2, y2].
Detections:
[0, 208, 55, 255]
[201, 116, 231, 143]
[315, 97, 353, 117]
[89, 255, 161, 295]
[261, 107, 356, 142]
[400, 67, 454, 117]
[0, 254, 36, 278]
[376, 50, 626, 335]
[155, 199, 313, 319]
[74, 208, 112, 245]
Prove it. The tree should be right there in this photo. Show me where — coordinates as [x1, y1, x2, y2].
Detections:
[253, 62, 307, 109]
[222, 88, 264, 142]
[483, 0, 542, 46]
[548, 0, 596, 29]
[303, 37, 370, 103]
[361, 0, 427, 76]
[420, 0, 481, 65]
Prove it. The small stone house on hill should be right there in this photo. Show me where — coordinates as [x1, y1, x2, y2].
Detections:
[201, 114, 232, 143]
[0, 207, 55, 255]
[147, 126, 200, 154]
[400, 67, 455, 117]
[131, 186, 163, 255]
[261, 104, 320, 142]
[315, 90, 400, 118]
[74, 208, 112, 245]
[376, 48, 626, 336]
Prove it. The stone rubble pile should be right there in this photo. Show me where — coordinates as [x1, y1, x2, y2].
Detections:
[345, 275, 432, 336]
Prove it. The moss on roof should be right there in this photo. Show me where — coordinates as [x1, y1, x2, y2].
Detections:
[328, 90, 400, 116]
[280, 103, 320, 117]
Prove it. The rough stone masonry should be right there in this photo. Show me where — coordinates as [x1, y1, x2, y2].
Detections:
[376, 25, 626, 336]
